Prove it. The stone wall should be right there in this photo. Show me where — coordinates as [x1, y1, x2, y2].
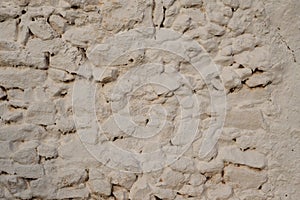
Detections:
[0, 0, 299, 199]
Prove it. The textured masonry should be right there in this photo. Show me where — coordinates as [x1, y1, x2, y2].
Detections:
[0, 0, 299, 200]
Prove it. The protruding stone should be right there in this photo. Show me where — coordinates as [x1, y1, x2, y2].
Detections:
[224, 166, 267, 189]
[28, 19, 56, 40]
[49, 15, 67, 34]
[219, 146, 267, 169]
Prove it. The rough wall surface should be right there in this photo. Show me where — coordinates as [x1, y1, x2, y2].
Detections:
[0, 0, 299, 199]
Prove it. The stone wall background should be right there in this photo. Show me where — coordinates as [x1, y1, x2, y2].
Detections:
[0, 0, 299, 199]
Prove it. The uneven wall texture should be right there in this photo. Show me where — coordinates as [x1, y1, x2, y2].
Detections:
[0, 0, 299, 199]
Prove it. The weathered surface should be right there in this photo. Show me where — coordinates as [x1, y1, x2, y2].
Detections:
[0, 0, 299, 199]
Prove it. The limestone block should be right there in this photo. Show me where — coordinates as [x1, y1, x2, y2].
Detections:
[0, 68, 47, 89]
[0, 19, 17, 41]
[225, 109, 265, 130]
[234, 47, 272, 70]
[55, 168, 88, 188]
[224, 166, 267, 189]
[14, 164, 44, 179]
[13, 147, 39, 165]
[129, 176, 152, 200]
[207, 184, 233, 200]
[88, 179, 112, 196]
[49, 14, 67, 34]
[0, 141, 13, 159]
[26, 102, 56, 125]
[221, 68, 241, 90]
[178, 184, 204, 197]
[48, 68, 75, 82]
[0, 2, 21, 21]
[112, 186, 129, 200]
[28, 19, 56, 40]
[63, 25, 101, 47]
[188, 173, 206, 186]
[50, 46, 81, 72]
[37, 144, 58, 159]
[232, 34, 256, 54]
[151, 186, 176, 199]
[108, 170, 137, 190]
[0, 175, 27, 194]
[218, 146, 267, 169]
[0, 124, 46, 141]
[30, 177, 57, 199]
[196, 160, 224, 174]
[245, 73, 272, 88]
[56, 187, 89, 199]
[159, 168, 185, 188]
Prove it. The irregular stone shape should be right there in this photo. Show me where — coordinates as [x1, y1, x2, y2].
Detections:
[0, 19, 17, 41]
[63, 25, 101, 47]
[219, 146, 267, 169]
[28, 19, 56, 40]
[0, 68, 47, 89]
[50, 46, 81, 73]
[113, 186, 129, 200]
[170, 156, 196, 173]
[14, 164, 44, 179]
[224, 166, 267, 189]
[0, 2, 21, 21]
[150, 186, 176, 199]
[206, 2, 232, 25]
[207, 22, 226, 36]
[49, 14, 67, 34]
[48, 68, 75, 82]
[1, 110, 23, 123]
[232, 34, 256, 54]
[225, 109, 265, 130]
[196, 160, 224, 174]
[245, 73, 272, 88]
[234, 67, 253, 81]
[207, 184, 233, 200]
[25, 38, 63, 69]
[57, 135, 98, 163]
[0, 175, 27, 194]
[12, 147, 39, 165]
[234, 47, 272, 71]
[56, 187, 89, 199]
[0, 141, 13, 158]
[129, 176, 152, 200]
[178, 184, 204, 197]
[157, 168, 185, 189]
[221, 68, 241, 90]
[188, 173, 206, 186]
[55, 168, 88, 188]
[88, 179, 112, 196]
[0, 124, 46, 141]
[26, 102, 56, 125]
[108, 170, 137, 190]
[30, 177, 57, 199]
[37, 144, 58, 159]
[222, 0, 239, 8]
[6, 89, 27, 108]
[172, 14, 192, 33]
